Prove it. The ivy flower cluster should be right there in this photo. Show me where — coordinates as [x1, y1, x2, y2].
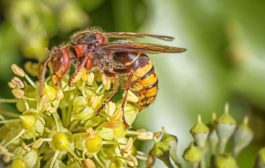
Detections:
[0, 63, 180, 168]
[0, 63, 265, 168]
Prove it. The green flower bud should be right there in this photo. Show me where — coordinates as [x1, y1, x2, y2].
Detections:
[255, 147, 265, 168]
[215, 104, 236, 153]
[20, 114, 36, 129]
[150, 140, 175, 167]
[12, 158, 27, 168]
[214, 154, 237, 168]
[52, 132, 71, 151]
[233, 116, 253, 156]
[151, 141, 170, 157]
[183, 143, 202, 165]
[85, 135, 102, 153]
[160, 128, 181, 168]
[190, 115, 209, 148]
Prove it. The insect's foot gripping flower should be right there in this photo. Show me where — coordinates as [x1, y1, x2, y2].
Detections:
[0, 64, 179, 168]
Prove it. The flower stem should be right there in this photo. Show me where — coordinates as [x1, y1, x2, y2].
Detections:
[42, 138, 52, 142]
[0, 119, 20, 124]
[25, 75, 36, 88]
[0, 98, 17, 103]
[200, 149, 206, 168]
[72, 132, 87, 137]
[4, 129, 25, 147]
[136, 155, 147, 161]
[68, 149, 81, 162]
[50, 151, 60, 168]
[219, 139, 227, 154]
[94, 153, 104, 167]
[126, 130, 139, 135]
[52, 113, 61, 132]
[0, 111, 19, 118]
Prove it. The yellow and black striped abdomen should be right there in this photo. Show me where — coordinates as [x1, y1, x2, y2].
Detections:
[113, 52, 158, 110]
[130, 58, 158, 110]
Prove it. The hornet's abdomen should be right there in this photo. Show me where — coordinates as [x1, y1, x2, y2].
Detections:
[113, 53, 158, 110]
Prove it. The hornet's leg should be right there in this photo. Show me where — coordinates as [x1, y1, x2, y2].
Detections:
[96, 75, 120, 115]
[40, 55, 52, 96]
[121, 73, 133, 128]
[68, 56, 89, 86]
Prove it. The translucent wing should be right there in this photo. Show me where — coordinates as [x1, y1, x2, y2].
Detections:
[100, 41, 187, 54]
[104, 32, 175, 41]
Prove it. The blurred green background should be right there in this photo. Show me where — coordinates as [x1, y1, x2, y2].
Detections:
[0, 0, 265, 167]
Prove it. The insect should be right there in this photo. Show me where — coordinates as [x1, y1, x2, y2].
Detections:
[40, 29, 186, 127]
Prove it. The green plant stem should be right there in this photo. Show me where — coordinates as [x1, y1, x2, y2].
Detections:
[0, 98, 17, 103]
[126, 130, 139, 135]
[192, 163, 199, 168]
[25, 75, 36, 88]
[68, 149, 81, 162]
[52, 113, 60, 132]
[219, 139, 227, 154]
[4, 129, 25, 147]
[158, 153, 175, 168]
[50, 151, 60, 168]
[0, 111, 19, 118]
[136, 155, 147, 161]
[94, 153, 104, 167]
[200, 149, 206, 168]
[0, 119, 20, 124]
[65, 101, 73, 128]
